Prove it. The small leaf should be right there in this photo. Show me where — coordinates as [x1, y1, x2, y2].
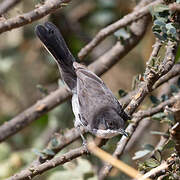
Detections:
[143, 144, 154, 151]
[132, 149, 151, 160]
[154, 150, 162, 162]
[118, 89, 127, 97]
[170, 85, 179, 93]
[152, 112, 166, 120]
[32, 149, 46, 157]
[42, 149, 55, 156]
[145, 158, 160, 168]
[153, 32, 167, 41]
[162, 139, 175, 151]
[51, 138, 59, 148]
[154, 19, 166, 27]
[150, 95, 160, 105]
[161, 94, 169, 102]
[167, 113, 175, 122]
[150, 131, 169, 137]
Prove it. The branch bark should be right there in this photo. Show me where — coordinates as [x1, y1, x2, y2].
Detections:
[78, 0, 163, 60]
[0, 0, 70, 34]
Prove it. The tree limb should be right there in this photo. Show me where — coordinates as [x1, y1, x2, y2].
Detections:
[0, 0, 70, 34]
[78, 0, 163, 60]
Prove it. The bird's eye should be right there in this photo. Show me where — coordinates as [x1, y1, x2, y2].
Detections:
[49, 29, 54, 34]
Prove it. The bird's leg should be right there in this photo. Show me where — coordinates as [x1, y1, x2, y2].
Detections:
[77, 125, 87, 146]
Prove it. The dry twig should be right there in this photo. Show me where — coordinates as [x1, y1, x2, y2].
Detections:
[78, 0, 163, 60]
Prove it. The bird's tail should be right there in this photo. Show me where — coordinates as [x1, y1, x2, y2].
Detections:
[35, 22, 77, 91]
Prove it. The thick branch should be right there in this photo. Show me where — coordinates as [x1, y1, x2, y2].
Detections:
[7, 146, 88, 180]
[78, 0, 163, 60]
[0, 0, 70, 34]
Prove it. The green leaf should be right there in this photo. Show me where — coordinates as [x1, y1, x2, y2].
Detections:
[153, 32, 167, 41]
[162, 139, 175, 151]
[152, 112, 166, 120]
[150, 131, 169, 137]
[143, 144, 154, 151]
[145, 158, 160, 168]
[132, 149, 151, 160]
[42, 149, 55, 156]
[33, 149, 46, 158]
[161, 94, 169, 102]
[154, 19, 166, 27]
[150, 95, 160, 105]
[170, 84, 179, 93]
[154, 150, 162, 162]
[51, 138, 59, 148]
[118, 89, 127, 97]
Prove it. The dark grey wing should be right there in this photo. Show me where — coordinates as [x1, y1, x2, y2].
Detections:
[35, 22, 77, 91]
[74, 63, 127, 126]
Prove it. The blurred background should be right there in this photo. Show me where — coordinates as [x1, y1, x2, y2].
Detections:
[0, 0, 161, 179]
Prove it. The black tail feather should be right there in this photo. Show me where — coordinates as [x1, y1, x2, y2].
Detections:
[35, 22, 77, 90]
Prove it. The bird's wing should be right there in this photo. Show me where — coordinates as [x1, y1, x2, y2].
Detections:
[74, 63, 122, 125]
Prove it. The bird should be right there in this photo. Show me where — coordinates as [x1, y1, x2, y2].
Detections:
[35, 22, 130, 142]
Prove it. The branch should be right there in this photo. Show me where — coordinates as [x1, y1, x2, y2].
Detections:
[120, 63, 180, 107]
[0, 0, 70, 34]
[153, 63, 180, 89]
[126, 41, 178, 115]
[99, 92, 180, 180]
[78, 0, 163, 60]
[0, 0, 21, 15]
[7, 146, 88, 180]
[99, 40, 179, 179]
[0, 10, 149, 143]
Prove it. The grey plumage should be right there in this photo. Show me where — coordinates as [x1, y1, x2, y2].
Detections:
[35, 22, 129, 139]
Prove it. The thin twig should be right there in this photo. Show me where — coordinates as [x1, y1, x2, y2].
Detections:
[78, 0, 163, 60]
[120, 63, 180, 107]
